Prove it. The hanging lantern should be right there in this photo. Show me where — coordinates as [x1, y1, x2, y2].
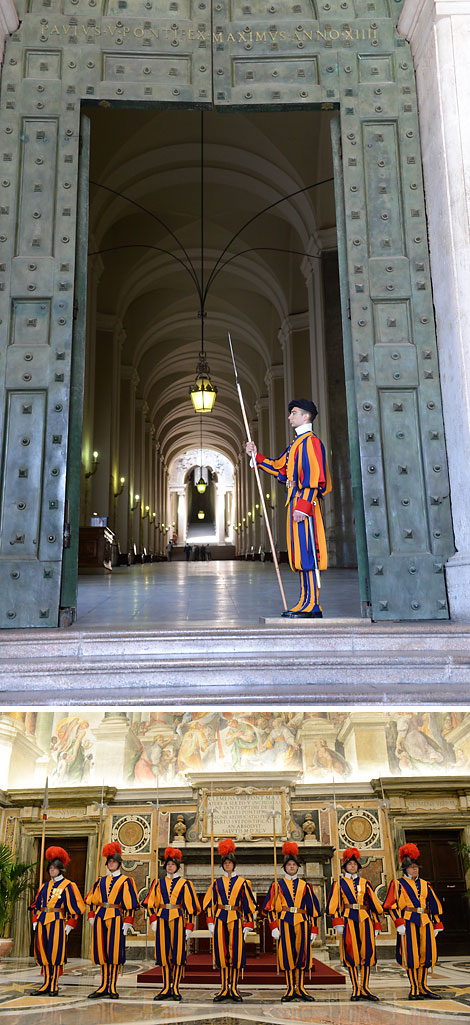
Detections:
[196, 476, 207, 494]
[197, 510, 205, 520]
[189, 352, 217, 413]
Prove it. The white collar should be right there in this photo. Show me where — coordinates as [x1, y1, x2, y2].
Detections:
[52, 875, 63, 883]
[284, 872, 298, 880]
[224, 871, 236, 879]
[295, 423, 313, 437]
[345, 873, 359, 879]
[108, 869, 121, 878]
[167, 873, 179, 880]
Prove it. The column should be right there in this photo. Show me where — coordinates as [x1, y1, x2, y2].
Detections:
[92, 713, 133, 788]
[249, 417, 260, 553]
[120, 368, 139, 553]
[398, 0, 470, 620]
[134, 399, 147, 554]
[91, 315, 125, 532]
[81, 250, 104, 526]
[255, 397, 269, 550]
[337, 713, 390, 779]
[177, 488, 186, 541]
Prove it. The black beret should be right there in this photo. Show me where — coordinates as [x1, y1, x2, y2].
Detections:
[288, 398, 318, 420]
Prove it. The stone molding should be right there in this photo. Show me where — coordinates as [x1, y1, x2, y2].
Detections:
[264, 364, 284, 387]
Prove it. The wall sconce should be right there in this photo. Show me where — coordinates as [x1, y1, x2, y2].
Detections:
[255, 503, 262, 518]
[130, 493, 140, 512]
[114, 476, 126, 498]
[85, 450, 100, 479]
[265, 491, 275, 511]
[142, 504, 150, 520]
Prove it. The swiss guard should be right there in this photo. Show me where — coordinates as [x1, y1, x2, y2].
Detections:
[143, 846, 200, 1002]
[29, 846, 86, 997]
[326, 847, 383, 1001]
[203, 838, 256, 1002]
[246, 398, 331, 617]
[384, 842, 444, 1000]
[263, 840, 320, 1002]
[85, 841, 140, 999]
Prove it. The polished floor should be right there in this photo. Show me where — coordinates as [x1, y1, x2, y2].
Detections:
[1, 957, 470, 1023]
[76, 562, 361, 628]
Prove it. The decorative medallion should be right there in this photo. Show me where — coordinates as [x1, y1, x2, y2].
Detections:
[338, 809, 380, 848]
[111, 814, 151, 854]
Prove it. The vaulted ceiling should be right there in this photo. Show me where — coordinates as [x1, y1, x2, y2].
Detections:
[87, 106, 336, 465]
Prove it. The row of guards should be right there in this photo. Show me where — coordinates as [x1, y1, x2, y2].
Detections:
[29, 836, 443, 1004]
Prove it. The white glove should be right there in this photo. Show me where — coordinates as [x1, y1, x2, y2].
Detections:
[271, 928, 280, 941]
[152, 921, 156, 932]
[334, 925, 344, 935]
[186, 929, 192, 940]
[434, 929, 440, 938]
[65, 924, 73, 936]
[310, 933, 316, 944]
[397, 925, 406, 936]
[88, 917, 94, 925]
[123, 923, 132, 936]
[243, 927, 251, 941]
[33, 922, 37, 931]
[208, 923, 214, 934]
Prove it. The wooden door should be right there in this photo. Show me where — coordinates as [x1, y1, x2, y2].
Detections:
[31, 835, 88, 959]
[405, 829, 470, 955]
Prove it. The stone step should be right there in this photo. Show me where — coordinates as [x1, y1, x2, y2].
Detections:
[1, 620, 470, 700]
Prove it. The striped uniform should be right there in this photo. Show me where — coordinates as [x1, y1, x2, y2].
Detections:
[383, 876, 443, 997]
[30, 877, 86, 994]
[203, 874, 256, 998]
[85, 872, 140, 996]
[326, 876, 383, 997]
[263, 876, 320, 998]
[255, 430, 331, 613]
[143, 874, 200, 997]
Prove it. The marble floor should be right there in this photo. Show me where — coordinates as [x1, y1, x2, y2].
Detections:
[76, 563, 361, 628]
[1, 957, 470, 1023]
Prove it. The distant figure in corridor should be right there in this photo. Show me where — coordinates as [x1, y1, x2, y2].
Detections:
[166, 541, 172, 562]
[246, 399, 331, 618]
[184, 543, 191, 561]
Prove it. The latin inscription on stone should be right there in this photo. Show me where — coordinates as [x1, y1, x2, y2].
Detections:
[203, 791, 284, 839]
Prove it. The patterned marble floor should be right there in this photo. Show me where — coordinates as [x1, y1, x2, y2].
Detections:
[1, 958, 470, 1024]
[76, 563, 361, 627]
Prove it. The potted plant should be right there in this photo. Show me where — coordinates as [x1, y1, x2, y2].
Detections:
[0, 843, 35, 958]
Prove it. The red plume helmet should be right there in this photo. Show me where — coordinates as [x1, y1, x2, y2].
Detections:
[164, 846, 182, 862]
[218, 838, 236, 857]
[282, 841, 299, 858]
[102, 841, 122, 859]
[342, 847, 361, 864]
[399, 843, 420, 863]
[45, 846, 70, 867]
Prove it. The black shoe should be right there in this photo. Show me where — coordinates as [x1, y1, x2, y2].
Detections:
[297, 992, 315, 1001]
[361, 993, 379, 1001]
[281, 994, 296, 1002]
[172, 994, 183, 1001]
[213, 993, 230, 1002]
[420, 992, 442, 1000]
[28, 990, 51, 997]
[350, 994, 361, 1001]
[88, 991, 106, 999]
[230, 993, 243, 1002]
[154, 991, 172, 1001]
[281, 610, 322, 618]
[107, 993, 119, 1000]
[408, 994, 421, 1000]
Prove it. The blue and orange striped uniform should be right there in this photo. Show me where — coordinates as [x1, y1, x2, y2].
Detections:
[203, 874, 256, 998]
[30, 878, 86, 994]
[263, 876, 320, 998]
[384, 876, 443, 996]
[85, 872, 140, 996]
[143, 874, 200, 997]
[256, 430, 331, 613]
[326, 875, 383, 997]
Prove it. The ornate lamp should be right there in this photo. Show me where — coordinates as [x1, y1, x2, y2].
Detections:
[195, 414, 207, 493]
[197, 510, 205, 520]
[189, 113, 217, 413]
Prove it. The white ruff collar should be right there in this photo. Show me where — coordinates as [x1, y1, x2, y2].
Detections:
[295, 423, 313, 437]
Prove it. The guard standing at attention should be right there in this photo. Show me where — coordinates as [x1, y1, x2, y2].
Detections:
[85, 841, 140, 999]
[326, 847, 383, 1001]
[384, 842, 443, 1000]
[29, 846, 86, 997]
[263, 840, 320, 1002]
[203, 839, 256, 1003]
[143, 846, 200, 1002]
[246, 399, 331, 617]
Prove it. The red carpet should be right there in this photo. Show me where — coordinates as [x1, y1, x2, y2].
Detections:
[137, 953, 345, 987]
